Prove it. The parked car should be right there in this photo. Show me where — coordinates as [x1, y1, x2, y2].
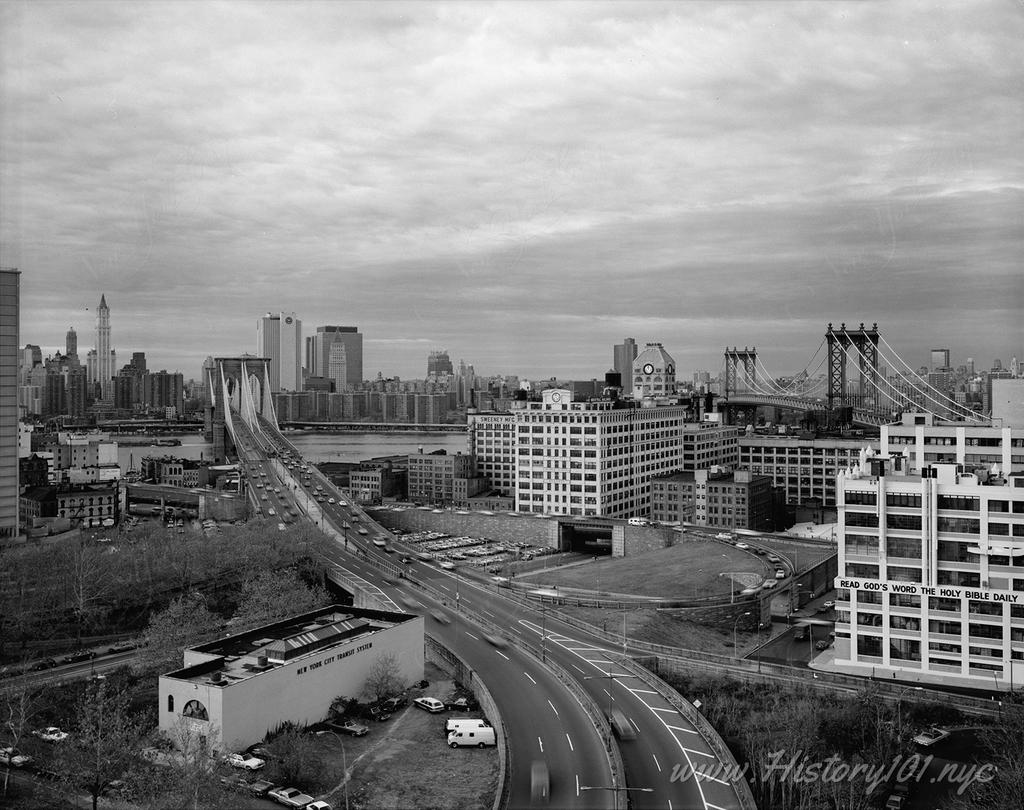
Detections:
[912, 727, 951, 747]
[444, 697, 478, 711]
[735, 542, 750, 550]
[219, 774, 249, 792]
[413, 697, 446, 713]
[775, 569, 786, 579]
[61, 651, 94, 665]
[448, 726, 496, 748]
[368, 705, 392, 722]
[306, 802, 333, 810]
[32, 726, 69, 743]
[224, 752, 265, 771]
[30, 658, 58, 671]
[268, 786, 316, 808]
[381, 696, 407, 713]
[822, 600, 835, 609]
[330, 720, 369, 737]
[245, 779, 277, 796]
[0, 747, 32, 767]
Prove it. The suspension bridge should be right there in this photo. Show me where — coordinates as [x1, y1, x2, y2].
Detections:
[721, 323, 988, 428]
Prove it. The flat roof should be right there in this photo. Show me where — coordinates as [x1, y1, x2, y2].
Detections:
[164, 604, 415, 687]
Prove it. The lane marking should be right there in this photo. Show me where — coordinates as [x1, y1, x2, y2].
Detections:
[698, 773, 731, 786]
[524, 672, 537, 685]
[576, 774, 580, 797]
[653, 753, 661, 772]
[566, 733, 574, 752]
[682, 747, 718, 759]
[572, 664, 586, 674]
[538, 737, 544, 753]
[495, 650, 510, 661]
[465, 632, 479, 640]
[547, 700, 559, 717]
[665, 724, 699, 734]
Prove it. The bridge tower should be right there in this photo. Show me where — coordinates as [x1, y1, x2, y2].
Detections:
[826, 323, 880, 411]
[724, 347, 757, 396]
[209, 356, 276, 461]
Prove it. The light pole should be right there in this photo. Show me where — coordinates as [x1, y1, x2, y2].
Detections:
[579, 783, 654, 810]
[896, 686, 923, 741]
[583, 669, 636, 730]
[733, 611, 751, 659]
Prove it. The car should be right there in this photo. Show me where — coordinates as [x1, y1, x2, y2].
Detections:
[268, 508, 276, 516]
[735, 542, 750, 550]
[268, 787, 316, 808]
[368, 705, 392, 722]
[245, 779, 277, 796]
[885, 796, 905, 810]
[30, 657, 58, 671]
[608, 708, 637, 740]
[32, 726, 69, 743]
[815, 639, 831, 650]
[912, 727, 951, 747]
[219, 774, 249, 792]
[306, 802, 333, 810]
[822, 600, 835, 609]
[775, 569, 786, 579]
[330, 720, 369, 736]
[381, 695, 407, 712]
[714, 532, 733, 540]
[400, 556, 414, 564]
[413, 697, 446, 713]
[62, 650, 94, 665]
[328, 498, 335, 504]
[761, 580, 777, 589]
[483, 633, 508, 649]
[225, 752, 265, 770]
[530, 760, 550, 804]
[0, 747, 32, 767]
[794, 626, 808, 641]
[444, 696, 479, 708]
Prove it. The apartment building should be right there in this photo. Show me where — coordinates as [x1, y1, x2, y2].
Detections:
[651, 467, 774, 530]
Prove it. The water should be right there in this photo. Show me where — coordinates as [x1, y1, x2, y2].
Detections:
[115, 429, 467, 471]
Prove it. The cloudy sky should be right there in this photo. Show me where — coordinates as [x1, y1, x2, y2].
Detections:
[2, 0, 1021, 382]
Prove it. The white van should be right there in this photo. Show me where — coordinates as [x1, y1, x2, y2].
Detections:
[627, 518, 649, 526]
[447, 727, 496, 748]
[445, 718, 490, 735]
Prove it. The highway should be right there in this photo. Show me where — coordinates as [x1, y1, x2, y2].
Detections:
[236, 418, 748, 809]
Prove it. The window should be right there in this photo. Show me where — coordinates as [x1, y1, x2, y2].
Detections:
[937, 517, 980, 534]
[846, 492, 877, 506]
[886, 493, 922, 508]
[846, 513, 878, 528]
[887, 566, 921, 583]
[887, 514, 922, 531]
[182, 700, 208, 721]
[930, 597, 960, 612]
[938, 495, 979, 512]
[886, 537, 921, 559]
[168, 695, 174, 712]
[857, 636, 882, 657]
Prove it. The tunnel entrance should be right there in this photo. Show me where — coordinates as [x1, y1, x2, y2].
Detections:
[560, 522, 613, 555]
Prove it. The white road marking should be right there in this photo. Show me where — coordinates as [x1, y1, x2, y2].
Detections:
[576, 774, 580, 796]
[538, 737, 544, 753]
[524, 672, 537, 685]
[566, 733, 574, 751]
[683, 747, 718, 759]
[652, 753, 661, 772]
[698, 773, 731, 786]
[665, 724, 699, 734]
[547, 700, 559, 716]
[482, 610, 495, 618]
[495, 650, 510, 661]
[572, 664, 586, 674]
[465, 632, 479, 640]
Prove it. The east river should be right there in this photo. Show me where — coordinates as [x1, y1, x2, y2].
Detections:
[115, 429, 469, 472]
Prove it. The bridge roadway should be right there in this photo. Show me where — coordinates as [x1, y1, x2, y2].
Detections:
[248, 425, 744, 810]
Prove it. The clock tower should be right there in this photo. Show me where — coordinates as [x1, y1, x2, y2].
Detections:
[632, 343, 677, 399]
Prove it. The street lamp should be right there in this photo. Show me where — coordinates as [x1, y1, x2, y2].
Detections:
[583, 669, 636, 730]
[733, 611, 751, 659]
[579, 783, 654, 810]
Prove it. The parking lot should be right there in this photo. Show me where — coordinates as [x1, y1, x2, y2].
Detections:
[383, 524, 554, 572]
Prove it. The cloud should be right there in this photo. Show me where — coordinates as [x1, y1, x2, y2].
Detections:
[2, 0, 1021, 380]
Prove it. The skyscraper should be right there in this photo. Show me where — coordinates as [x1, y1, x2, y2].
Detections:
[257, 312, 303, 392]
[930, 348, 950, 370]
[328, 342, 347, 393]
[308, 326, 362, 390]
[0, 268, 19, 539]
[427, 350, 453, 377]
[86, 294, 117, 400]
[613, 337, 638, 395]
[65, 327, 77, 359]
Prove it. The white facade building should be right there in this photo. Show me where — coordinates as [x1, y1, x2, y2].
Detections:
[159, 606, 424, 752]
[257, 312, 302, 393]
[880, 412, 1023, 474]
[833, 453, 1024, 689]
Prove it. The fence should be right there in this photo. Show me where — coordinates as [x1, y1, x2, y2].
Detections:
[424, 634, 507, 810]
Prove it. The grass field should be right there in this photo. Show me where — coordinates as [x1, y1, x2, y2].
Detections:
[520, 538, 768, 599]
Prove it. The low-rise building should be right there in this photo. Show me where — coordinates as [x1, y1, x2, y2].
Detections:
[650, 467, 775, 530]
[406, 450, 474, 505]
[159, 605, 424, 752]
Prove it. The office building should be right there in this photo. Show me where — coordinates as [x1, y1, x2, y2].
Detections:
[257, 312, 302, 393]
[65, 327, 78, 362]
[327, 343, 347, 393]
[613, 337, 638, 396]
[86, 295, 117, 400]
[631, 343, 676, 400]
[159, 605, 424, 752]
[739, 433, 866, 509]
[991, 379, 1024, 428]
[467, 412, 517, 497]
[0, 269, 19, 539]
[931, 348, 951, 371]
[407, 451, 474, 504]
[651, 467, 774, 531]
[307, 326, 362, 391]
[427, 350, 454, 378]
[833, 452, 1024, 690]
[880, 412, 1023, 474]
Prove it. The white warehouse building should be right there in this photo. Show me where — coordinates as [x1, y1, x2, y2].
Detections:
[159, 605, 424, 752]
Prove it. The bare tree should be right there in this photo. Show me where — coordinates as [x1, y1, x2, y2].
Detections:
[362, 652, 406, 704]
[0, 677, 39, 799]
[232, 568, 327, 630]
[136, 592, 220, 675]
[53, 679, 145, 810]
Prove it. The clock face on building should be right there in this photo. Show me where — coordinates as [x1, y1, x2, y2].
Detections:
[550, 392, 561, 402]
[643, 363, 655, 374]
[667, 364, 675, 374]
[285, 316, 293, 324]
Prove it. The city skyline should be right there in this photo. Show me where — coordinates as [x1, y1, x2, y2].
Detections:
[2, 1, 1022, 378]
